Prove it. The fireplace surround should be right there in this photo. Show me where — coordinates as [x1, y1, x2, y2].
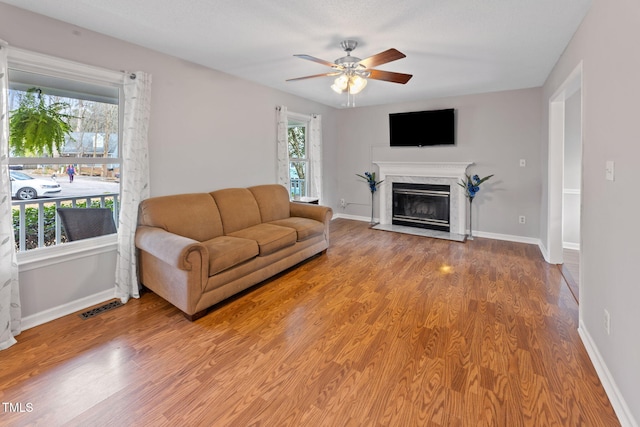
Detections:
[372, 161, 473, 237]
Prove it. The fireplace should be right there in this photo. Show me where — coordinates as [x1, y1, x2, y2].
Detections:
[392, 183, 450, 231]
[372, 161, 473, 237]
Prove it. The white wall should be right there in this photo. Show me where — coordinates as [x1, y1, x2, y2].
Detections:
[18, 242, 117, 328]
[0, 3, 339, 321]
[563, 90, 581, 247]
[542, 0, 640, 424]
[335, 88, 543, 240]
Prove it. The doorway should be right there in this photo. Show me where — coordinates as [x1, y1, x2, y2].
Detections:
[547, 62, 583, 302]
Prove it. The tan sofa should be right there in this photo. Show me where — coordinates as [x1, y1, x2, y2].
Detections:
[135, 184, 332, 320]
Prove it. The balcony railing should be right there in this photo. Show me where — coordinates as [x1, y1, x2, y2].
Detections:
[290, 178, 306, 198]
[12, 193, 120, 252]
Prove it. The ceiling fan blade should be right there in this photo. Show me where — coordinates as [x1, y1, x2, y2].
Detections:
[368, 69, 413, 84]
[286, 72, 342, 82]
[358, 48, 406, 69]
[294, 54, 338, 68]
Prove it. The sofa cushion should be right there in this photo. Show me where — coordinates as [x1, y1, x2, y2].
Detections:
[211, 188, 262, 234]
[269, 217, 324, 241]
[249, 184, 291, 222]
[201, 236, 259, 276]
[228, 223, 296, 256]
[139, 193, 223, 241]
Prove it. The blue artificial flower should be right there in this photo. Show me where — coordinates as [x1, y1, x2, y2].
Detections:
[459, 173, 493, 200]
[356, 171, 384, 193]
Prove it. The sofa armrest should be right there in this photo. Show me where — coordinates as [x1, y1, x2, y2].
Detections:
[290, 202, 333, 224]
[135, 226, 209, 271]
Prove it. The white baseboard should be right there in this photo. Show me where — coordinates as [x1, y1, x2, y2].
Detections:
[578, 322, 638, 427]
[538, 240, 551, 263]
[20, 288, 117, 331]
[473, 230, 541, 246]
[334, 213, 375, 222]
[563, 242, 580, 251]
[334, 214, 542, 248]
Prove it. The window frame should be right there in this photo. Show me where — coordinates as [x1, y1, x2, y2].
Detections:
[287, 112, 311, 199]
[7, 47, 125, 267]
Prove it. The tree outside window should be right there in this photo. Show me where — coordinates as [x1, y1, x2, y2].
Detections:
[8, 67, 121, 251]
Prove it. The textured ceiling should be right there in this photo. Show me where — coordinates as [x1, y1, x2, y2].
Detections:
[0, 0, 592, 108]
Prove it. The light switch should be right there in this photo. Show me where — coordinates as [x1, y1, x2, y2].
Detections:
[519, 159, 526, 167]
[605, 160, 615, 181]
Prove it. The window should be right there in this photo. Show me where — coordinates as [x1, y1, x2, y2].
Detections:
[7, 49, 123, 252]
[288, 118, 308, 199]
[277, 107, 322, 203]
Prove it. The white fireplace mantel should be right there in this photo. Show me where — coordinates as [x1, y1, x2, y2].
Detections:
[372, 161, 474, 235]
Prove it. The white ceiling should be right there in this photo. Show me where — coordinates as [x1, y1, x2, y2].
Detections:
[1, 0, 592, 108]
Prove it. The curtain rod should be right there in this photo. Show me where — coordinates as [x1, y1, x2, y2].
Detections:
[275, 106, 319, 118]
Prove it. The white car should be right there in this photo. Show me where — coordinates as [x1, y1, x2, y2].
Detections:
[10, 170, 62, 200]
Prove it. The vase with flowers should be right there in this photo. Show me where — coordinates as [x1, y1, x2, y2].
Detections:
[356, 171, 383, 225]
[458, 173, 493, 239]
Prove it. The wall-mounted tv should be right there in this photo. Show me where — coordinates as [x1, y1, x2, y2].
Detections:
[389, 108, 455, 147]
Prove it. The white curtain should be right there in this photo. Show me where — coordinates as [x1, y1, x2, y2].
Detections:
[276, 105, 289, 190]
[115, 72, 152, 302]
[308, 114, 322, 204]
[0, 40, 21, 351]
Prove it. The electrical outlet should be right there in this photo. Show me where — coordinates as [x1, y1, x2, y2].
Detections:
[605, 161, 615, 181]
[604, 309, 611, 335]
[518, 215, 526, 224]
[340, 198, 346, 208]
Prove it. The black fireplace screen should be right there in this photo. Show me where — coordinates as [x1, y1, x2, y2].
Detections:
[392, 183, 450, 231]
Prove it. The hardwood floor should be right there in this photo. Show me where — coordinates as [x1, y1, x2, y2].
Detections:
[0, 219, 619, 426]
[560, 248, 580, 303]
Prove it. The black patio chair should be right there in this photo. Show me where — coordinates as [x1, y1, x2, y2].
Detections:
[57, 208, 117, 242]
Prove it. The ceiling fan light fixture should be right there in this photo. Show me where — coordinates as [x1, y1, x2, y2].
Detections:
[348, 75, 367, 94]
[331, 74, 349, 93]
[289, 40, 411, 107]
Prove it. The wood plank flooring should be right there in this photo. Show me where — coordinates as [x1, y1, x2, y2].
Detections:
[560, 248, 580, 303]
[0, 219, 619, 426]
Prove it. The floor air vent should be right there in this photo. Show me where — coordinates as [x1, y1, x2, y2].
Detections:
[79, 300, 123, 319]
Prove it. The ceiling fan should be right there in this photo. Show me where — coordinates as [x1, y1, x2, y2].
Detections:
[287, 40, 412, 104]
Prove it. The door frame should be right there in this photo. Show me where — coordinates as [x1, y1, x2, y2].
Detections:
[547, 61, 583, 265]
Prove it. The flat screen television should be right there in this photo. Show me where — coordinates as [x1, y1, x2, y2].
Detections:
[389, 108, 455, 147]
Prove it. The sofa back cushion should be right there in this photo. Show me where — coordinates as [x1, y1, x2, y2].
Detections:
[211, 188, 262, 234]
[139, 193, 223, 241]
[248, 184, 290, 222]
